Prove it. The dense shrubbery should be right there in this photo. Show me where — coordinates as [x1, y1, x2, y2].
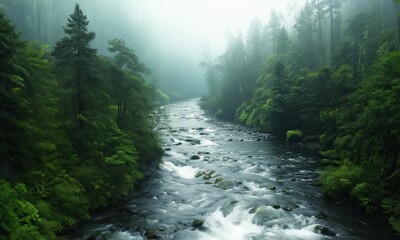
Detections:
[0, 5, 162, 239]
[200, 0, 400, 233]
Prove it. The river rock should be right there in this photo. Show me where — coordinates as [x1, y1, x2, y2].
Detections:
[272, 204, 281, 209]
[186, 138, 201, 145]
[214, 180, 236, 190]
[145, 229, 160, 239]
[214, 177, 223, 184]
[282, 204, 299, 211]
[313, 225, 336, 237]
[191, 155, 200, 160]
[249, 207, 258, 214]
[203, 174, 212, 180]
[221, 200, 239, 216]
[191, 219, 204, 229]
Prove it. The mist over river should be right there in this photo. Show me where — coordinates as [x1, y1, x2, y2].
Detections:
[72, 99, 397, 240]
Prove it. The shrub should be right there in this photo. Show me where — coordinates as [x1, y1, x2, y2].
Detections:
[286, 129, 303, 142]
[320, 161, 364, 199]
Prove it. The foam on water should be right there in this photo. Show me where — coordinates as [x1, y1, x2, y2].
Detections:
[199, 138, 217, 146]
[160, 161, 199, 179]
[108, 231, 143, 240]
[196, 206, 263, 240]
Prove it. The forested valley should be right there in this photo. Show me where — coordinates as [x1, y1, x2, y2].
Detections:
[201, 0, 400, 234]
[1, 0, 400, 239]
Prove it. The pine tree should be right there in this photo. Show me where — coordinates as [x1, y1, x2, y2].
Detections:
[53, 3, 96, 118]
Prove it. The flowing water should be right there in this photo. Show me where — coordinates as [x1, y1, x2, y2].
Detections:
[71, 99, 398, 240]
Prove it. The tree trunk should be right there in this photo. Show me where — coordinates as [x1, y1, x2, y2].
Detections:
[48, 0, 52, 44]
[397, 3, 400, 44]
[330, 0, 335, 58]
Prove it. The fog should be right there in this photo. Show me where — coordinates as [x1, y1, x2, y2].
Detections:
[0, 0, 308, 100]
[121, 0, 306, 98]
[130, 0, 305, 98]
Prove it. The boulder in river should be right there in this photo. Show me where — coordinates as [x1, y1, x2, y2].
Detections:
[191, 155, 200, 160]
[145, 229, 160, 239]
[185, 138, 201, 145]
[191, 219, 204, 229]
[313, 225, 336, 236]
[214, 179, 236, 190]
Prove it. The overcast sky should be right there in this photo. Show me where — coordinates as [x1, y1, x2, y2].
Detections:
[135, 0, 306, 56]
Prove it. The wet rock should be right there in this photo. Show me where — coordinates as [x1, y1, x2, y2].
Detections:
[196, 127, 205, 131]
[249, 207, 258, 214]
[214, 180, 236, 190]
[240, 139, 244, 142]
[174, 142, 182, 146]
[214, 177, 223, 184]
[185, 138, 201, 145]
[145, 229, 160, 239]
[120, 205, 139, 214]
[313, 225, 336, 237]
[269, 186, 276, 191]
[221, 200, 238, 216]
[228, 139, 233, 142]
[203, 175, 212, 180]
[191, 219, 204, 229]
[195, 172, 202, 178]
[191, 155, 200, 160]
[272, 204, 281, 209]
[164, 148, 172, 151]
[197, 151, 210, 155]
[199, 132, 209, 135]
[282, 204, 299, 211]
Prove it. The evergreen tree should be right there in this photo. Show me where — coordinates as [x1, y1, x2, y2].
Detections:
[276, 26, 290, 55]
[53, 3, 96, 118]
[52, 4, 99, 156]
[267, 10, 282, 55]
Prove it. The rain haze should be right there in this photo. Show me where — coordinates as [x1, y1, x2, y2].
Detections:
[1, 0, 400, 239]
[125, 0, 306, 98]
[41, 0, 306, 100]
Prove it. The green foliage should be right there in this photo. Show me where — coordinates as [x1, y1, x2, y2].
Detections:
[0, 6, 162, 239]
[382, 197, 400, 232]
[200, 0, 400, 233]
[286, 130, 303, 142]
[320, 161, 365, 199]
[0, 181, 42, 240]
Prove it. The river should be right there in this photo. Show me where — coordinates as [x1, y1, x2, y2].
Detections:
[71, 99, 398, 240]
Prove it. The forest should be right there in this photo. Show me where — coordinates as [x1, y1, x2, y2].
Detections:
[0, 3, 162, 239]
[201, 0, 400, 234]
[1, 0, 400, 239]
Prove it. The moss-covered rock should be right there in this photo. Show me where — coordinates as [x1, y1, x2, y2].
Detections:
[286, 130, 303, 142]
